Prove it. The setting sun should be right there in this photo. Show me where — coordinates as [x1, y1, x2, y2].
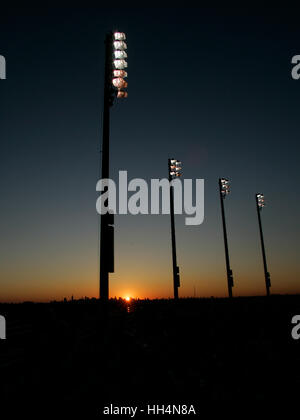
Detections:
[125, 296, 131, 302]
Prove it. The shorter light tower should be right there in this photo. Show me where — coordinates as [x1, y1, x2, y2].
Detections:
[168, 159, 182, 300]
[255, 193, 271, 296]
[219, 178, 234, 298]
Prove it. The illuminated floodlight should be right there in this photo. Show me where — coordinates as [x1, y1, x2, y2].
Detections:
[113, 41, 127, 50]
[114, 59, 128, 69]
[169, 159, 182, 178]
[113, 70, 127, 78]
[112, 77, 128, 89]
[117, 91, 128, 98]
[114, 50, 127, 59]
[256, 193, 265, 208]
[114, 32, 126, 41]
[220, 178, 230, 196]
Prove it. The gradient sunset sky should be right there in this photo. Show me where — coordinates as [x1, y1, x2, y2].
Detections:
[1, 5, 299, 302]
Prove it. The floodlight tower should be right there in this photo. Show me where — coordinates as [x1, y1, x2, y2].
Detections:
[255, 193, 271, 296]
[219, 178, 234, 298]
[168, 159, 182, 300]
[99, 31, 128, 300]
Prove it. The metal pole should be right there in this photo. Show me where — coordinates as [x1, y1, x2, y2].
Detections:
[256, 196, 271, 296]
[169, 159, 179, 299]
[219, 179, 233, 298]
[100, 33, 115, 300]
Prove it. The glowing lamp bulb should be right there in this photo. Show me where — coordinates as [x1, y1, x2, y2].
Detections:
[117, 91, 128, 98]
[114, 50, 127, 59]
[114, 32, 126, 41]
[114, 59, 128, 69]
[113, 41, 127, 50]
[113, 70, 127, 78]
[112, 77, 128, 89]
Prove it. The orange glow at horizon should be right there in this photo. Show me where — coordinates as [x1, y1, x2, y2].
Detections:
[1, 233, 300, 303]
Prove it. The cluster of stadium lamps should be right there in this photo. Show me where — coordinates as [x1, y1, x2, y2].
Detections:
[256, 193, 265, 209]
[112, 32, 128, 99]
[220, 178, 230, 197]
[169, 159, 182, 178]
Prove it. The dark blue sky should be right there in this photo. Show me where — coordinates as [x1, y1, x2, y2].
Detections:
[1, 5, 299, 301]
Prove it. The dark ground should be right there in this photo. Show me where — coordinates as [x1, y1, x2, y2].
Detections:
[0, 295, 299, 416]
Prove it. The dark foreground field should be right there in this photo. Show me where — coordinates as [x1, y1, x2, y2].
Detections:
[0, 296, 300, 415]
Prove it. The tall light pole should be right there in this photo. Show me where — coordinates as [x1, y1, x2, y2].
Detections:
[255, 193, 271, 296]
[219, 178, 234, 298]
[168, 159, 182, 300]
[100, 31, 128, 300]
